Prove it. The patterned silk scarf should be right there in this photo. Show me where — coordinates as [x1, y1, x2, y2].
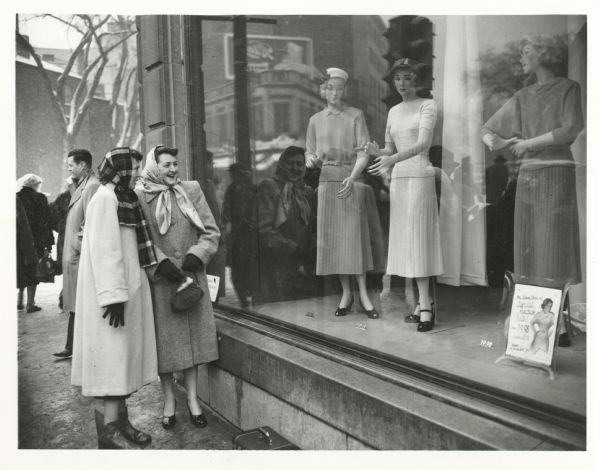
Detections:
[138, 146, 205, 235]
[98, 148, 158, 268]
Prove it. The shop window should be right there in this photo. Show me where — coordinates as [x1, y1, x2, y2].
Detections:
[198, 14, 587, 422]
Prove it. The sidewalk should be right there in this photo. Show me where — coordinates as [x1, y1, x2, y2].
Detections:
[17, 279, 240, 449]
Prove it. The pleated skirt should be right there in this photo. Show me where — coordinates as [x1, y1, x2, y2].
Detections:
[387, 174, 443, 277]
[514, 163, 581, 287]
[316, 165, 384, 275]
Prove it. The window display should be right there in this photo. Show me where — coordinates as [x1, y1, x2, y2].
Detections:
[198, 15, 586, 418]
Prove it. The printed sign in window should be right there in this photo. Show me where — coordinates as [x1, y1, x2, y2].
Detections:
[505, 284, 562, 367]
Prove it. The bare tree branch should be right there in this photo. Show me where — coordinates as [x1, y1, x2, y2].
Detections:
[70, 56, 108, 139]
[41, 14, 86, 35]
[55, 30, 92, 107]
[69, 29, 135, 128]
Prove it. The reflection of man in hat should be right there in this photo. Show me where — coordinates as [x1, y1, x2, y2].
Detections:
[485, 154, 510, 206]
[222, 163, 257, 307]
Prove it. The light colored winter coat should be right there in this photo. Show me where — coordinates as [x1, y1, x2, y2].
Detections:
[62, 172, 100, 313]
[71, 184, 158, 396]
[137, 181, 220, 374]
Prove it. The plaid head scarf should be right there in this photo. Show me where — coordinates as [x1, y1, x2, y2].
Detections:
[98, 148, 158, 268]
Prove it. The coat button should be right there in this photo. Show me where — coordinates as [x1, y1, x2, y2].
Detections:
[174, 251, 181, 258]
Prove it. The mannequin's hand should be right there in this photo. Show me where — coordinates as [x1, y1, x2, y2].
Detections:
[305, 154, 320, 169]
[368, 155, 395, 176]
[511, 139, 529, 158]
[337, 177, 354, 199]
[483, 133, 518, 152]
[355, 141, 380, 156]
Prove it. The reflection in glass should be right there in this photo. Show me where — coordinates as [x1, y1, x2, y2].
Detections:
[254, 146, 318, 303]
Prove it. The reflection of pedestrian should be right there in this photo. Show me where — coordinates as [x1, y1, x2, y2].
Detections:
[485, 155, 509, 206]
[222, 163, 257, 307]
[71, 148, 158, 449]
[137, 145, 220, 429]
[54, 149, 100, 359]
[529, 298, 555, 354]
[485, 154, 511, 286]
[255, 146, 317, 303]
[202, 151, 226, 301]
[16, 174, 54, 312]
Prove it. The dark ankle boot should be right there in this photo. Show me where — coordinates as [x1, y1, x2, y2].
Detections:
[98, 421, 139, 449]
[94, 409, 105, 447]
[118, 408, 152, 447]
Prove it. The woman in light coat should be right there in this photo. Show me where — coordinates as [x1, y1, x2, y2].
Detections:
[136, 145, 220, 429]
[71, 148, 158, 449]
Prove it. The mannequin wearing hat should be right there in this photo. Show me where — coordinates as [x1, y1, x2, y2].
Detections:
[305, 67, 383, 319]
[364, 58, 443, 332]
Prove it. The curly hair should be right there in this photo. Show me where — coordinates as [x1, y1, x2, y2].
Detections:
[520, 34, 567, 76]
[17, 173, 42, 191]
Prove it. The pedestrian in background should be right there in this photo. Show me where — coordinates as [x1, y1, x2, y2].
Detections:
[71, 148, 158, 449]
[16, 173, 54, 312]
[49, 176, 76, 310]
[137, 145, 220, 430]
[53, 149, 100, 359]
[16, 196, 37, 302]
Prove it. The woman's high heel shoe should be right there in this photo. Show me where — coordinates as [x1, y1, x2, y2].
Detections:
[359, 299, 379, 319]
[405, 303, 420, 323]
[417, 308, 435, 332]
[187, 399, 207, 428]
[161, 399, 177, 429]
[334, 296, 354, 317]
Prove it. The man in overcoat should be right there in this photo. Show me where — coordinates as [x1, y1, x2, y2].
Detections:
[54, 149, 100, 358]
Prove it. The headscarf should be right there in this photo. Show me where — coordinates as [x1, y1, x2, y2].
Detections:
[16, 173, 42, 192]
[274, 147, 311, 228]
[98, 148, 157, 268]
[138, 145, 205, 235]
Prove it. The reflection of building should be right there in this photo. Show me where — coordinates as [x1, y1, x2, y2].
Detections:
[202, 16, 389, 161]
[205, 70, 322, 148]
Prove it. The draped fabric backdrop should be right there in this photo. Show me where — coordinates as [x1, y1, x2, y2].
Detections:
[438, 16, 488, 287]
[567, 18, 587, 330]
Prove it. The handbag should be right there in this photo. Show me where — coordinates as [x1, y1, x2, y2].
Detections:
[170, 273, 204, 313]
[35, 248, 56, 283]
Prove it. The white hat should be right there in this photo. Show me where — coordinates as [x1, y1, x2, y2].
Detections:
[326, 67, 348, 82]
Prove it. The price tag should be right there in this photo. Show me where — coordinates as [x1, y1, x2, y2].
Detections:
[206, 275, 220, 302]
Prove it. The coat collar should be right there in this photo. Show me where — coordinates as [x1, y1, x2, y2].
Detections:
[68, 172, 95, 208]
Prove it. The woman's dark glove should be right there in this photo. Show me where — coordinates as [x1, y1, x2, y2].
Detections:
[103, 303, 125, 328]
[157, 259, 186, 282]
[182, 253, 203, 272]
